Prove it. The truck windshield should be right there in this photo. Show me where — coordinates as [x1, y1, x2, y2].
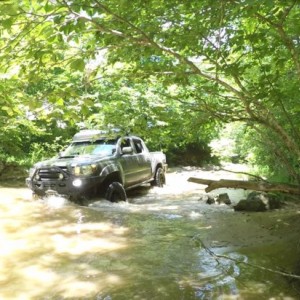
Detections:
[61, 139, 117, 157]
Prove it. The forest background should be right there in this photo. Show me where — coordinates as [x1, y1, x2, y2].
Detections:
[1, 0, 300, 185]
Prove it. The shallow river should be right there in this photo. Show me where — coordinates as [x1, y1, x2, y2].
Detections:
[0, 167, 299, 299]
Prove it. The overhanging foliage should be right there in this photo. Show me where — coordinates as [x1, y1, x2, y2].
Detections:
[1, 0, 300, 182]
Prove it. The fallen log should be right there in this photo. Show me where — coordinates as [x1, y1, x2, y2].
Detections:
[187, 177, 300, 195]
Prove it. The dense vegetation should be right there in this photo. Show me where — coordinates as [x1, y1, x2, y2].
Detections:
[1, 0, 300, 183]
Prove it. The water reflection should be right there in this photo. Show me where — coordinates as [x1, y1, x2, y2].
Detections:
[192, 252, 243, 298]
[0, 191, 130, 299]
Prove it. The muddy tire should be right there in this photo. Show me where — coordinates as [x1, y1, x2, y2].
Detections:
[105, 182, 127, 202]
[152, 167, 166, 187]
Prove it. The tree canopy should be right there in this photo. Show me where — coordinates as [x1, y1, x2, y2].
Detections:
[1, 0, 300, 182]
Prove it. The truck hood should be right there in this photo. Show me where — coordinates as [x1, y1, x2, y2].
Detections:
[34, 154, 109, 169]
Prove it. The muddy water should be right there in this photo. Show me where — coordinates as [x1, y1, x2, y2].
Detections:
[0, 167, 300, 299]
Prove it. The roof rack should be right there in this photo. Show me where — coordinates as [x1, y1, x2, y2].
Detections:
[72, 129, 122, 142]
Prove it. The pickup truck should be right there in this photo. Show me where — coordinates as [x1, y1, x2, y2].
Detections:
[26, 129, 167, 203]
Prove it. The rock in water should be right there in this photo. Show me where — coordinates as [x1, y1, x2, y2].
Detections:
[234, 191, 283, 212]
[234, 198, 267, 212]
[215, 193, 231, 205]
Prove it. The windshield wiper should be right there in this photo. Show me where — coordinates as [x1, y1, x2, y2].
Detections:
[59, 155, 75, 159]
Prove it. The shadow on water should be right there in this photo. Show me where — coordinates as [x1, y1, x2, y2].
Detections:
[1, 170, 300, 299]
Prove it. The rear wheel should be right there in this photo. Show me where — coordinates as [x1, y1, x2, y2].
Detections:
[105, 182, 127, 202]
[152, 167, 166, 187]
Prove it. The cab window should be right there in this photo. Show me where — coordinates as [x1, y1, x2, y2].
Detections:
[133, 139, 144, 154]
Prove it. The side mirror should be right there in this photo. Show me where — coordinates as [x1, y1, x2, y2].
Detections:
[122, 146, 133, 155]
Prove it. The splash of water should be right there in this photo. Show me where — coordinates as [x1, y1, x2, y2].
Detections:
[43, 195, 69, 208]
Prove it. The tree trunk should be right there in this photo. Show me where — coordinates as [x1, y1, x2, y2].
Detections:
[187, 177, 300, 195]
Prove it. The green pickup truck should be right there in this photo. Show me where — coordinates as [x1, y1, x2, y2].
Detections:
[26, 129, 167, 203]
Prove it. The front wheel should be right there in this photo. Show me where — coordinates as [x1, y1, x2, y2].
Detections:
[152, 167, 166, 187]
[105, 182, 127, 202]
[32, 193, 40, 200]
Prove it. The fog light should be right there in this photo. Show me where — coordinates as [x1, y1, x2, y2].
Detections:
[72, 179, 82, 187]
[58, 173, 64, 180]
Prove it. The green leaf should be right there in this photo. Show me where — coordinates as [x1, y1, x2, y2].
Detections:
[2, 18, 14, 29]
[56, 98, 64, 106]
[69, 58, 85, 71]
[44, 2, 54, 13]
[2, 106, 14, 116]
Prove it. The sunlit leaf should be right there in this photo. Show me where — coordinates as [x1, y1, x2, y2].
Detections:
[69, 58, 85, 71]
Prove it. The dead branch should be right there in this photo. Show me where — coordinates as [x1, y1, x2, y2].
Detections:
[188, 177, 300, 195]
[192, 235, 300, 280]
[219, 167, 267, 182]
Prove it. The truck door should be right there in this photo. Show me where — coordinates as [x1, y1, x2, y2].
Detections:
[132, 138, 152, 182]
[118, 137, 140, 187]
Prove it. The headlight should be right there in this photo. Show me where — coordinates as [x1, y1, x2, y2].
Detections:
[73, 164, 97, 176]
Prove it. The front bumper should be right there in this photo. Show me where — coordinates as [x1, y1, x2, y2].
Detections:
[26, 166, 105, 198]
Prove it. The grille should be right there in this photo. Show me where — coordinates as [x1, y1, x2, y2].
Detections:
[37, 167, 69, 180]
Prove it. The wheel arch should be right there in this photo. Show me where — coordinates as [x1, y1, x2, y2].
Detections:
[100, 163, 124, 185]
[153, 163, 164, 176]
[102, 171, 123, 187]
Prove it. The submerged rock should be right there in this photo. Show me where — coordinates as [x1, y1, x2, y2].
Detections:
[234, 191, 283, 212]
[215, 193, 231, 205]
[200, 193, 232, 205]
[234, 198, 267, 212]
[199, 194, 215, 204]
[268, 195, 283, 209]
